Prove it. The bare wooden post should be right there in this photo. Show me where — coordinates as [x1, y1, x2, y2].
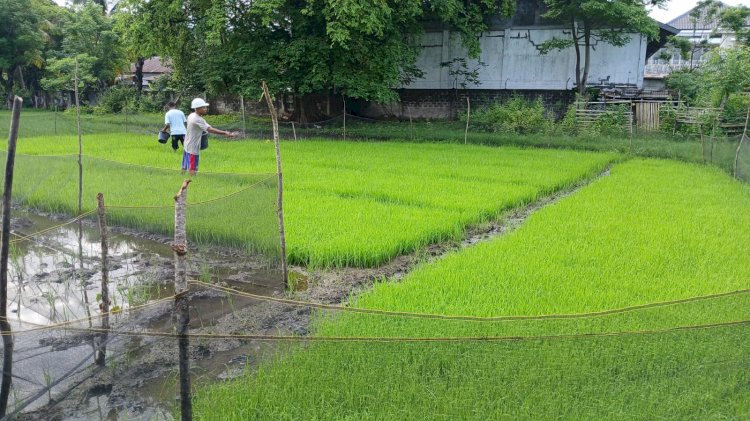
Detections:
[629, 103, 634, 151]
[734, 100, 750, 179]
[709, 111, 720, 164]
[261, 81, 289, 288]
[699, 123, 705, 164]
[124, 102, 128, 134]
[95, 193, 109, 366]
[408, 107, 414, 141]
[464, 96, 470, 145]
[0, 96, 22, 418]
[342, 95, 347, 141]
[291, 122, 297, 141]
[74, 57, 83, 217]
[173, 179, 192, 421]
[240, 94, 246, 138]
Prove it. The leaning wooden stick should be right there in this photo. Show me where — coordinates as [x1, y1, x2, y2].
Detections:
[261, 81, 289, 288]
[0, 96, 22, 418]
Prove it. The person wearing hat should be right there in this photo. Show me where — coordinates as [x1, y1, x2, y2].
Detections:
[162, 102, 187, 151]
[183, 98, 236, 175]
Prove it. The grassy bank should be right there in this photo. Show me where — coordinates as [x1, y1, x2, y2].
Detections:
[13, 135, 616, 267]
[193, 159, 750, 419]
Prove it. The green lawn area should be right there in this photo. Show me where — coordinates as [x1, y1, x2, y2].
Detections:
[192, 159, 750, 419]
[13, 134, 616, 267]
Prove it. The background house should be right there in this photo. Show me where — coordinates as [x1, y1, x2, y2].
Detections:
[645, 2, 750, 86]
[119, 57, 171, 90]
[359, 0, 675, 119]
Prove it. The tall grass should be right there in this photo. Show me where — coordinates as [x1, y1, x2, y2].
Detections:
[12, 135, 617, 267]
[192, 159, 750, 419]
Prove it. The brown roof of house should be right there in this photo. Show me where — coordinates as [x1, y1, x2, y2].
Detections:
[129, 57, 172, 74]
[668, 2, 750, 31]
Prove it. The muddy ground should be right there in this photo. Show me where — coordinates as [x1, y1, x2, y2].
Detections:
[19, 168, 607, 420]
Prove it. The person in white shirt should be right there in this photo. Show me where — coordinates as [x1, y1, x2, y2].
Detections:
[183, 98, 236, 175]
[161, 102, 187, 151]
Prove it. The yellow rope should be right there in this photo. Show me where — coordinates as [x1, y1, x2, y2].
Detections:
[189, 280, 750, 322]
[8, 151, 276, 177]
[22, 319, 750, 343]
[7, 294, 177, 335]
[9, 209, 97, 244]
[103, 174, 276, 209]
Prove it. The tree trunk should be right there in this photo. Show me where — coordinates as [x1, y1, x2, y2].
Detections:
[580, 28, 592, 96]
[3, 69, 15, 109]
[572, 19, 582, 95]
[135, 57, 145, 100]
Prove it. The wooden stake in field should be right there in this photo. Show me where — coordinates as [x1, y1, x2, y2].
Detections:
[464, 97, 470, 145]
[240, 94, 246, 138]
[173, 179, 192, 421]
[342, 95, 347, 141]
[0, 96, 22, 418]
[261, 81, 289, 288]
[74, 57, 83, 217]
[734, 98, 750, 179]
[95, 193, 110, 366]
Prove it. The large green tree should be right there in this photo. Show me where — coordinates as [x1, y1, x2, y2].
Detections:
[0, 0, 46, 107]
[59, 1, 126, 90]
[113, 0, 160, 99]
[540, 0, 663, 96]
[115, 0, 515, 120]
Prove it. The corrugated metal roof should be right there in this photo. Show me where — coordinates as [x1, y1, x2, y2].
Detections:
[129, 57, 172, 74]
[668, 1, 750, 30]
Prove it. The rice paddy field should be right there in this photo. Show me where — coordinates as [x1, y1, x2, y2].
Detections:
[192, 159, 750, 420]
[4, 111, 750, 419]
[13, 134, 616, 267]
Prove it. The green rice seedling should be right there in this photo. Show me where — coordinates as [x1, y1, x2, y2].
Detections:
[193, 159, 750, 420]
[9, 135, 616, 268]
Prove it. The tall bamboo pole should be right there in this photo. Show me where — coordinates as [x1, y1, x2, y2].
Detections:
[74, 57, 83, 216]
[0, 96, 22, 418]
[261, 81, 289, 287]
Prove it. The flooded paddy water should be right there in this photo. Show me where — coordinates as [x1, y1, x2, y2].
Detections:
[5, 209, 298, 420]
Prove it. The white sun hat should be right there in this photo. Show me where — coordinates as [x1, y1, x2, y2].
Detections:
[191, 98, 210, 109]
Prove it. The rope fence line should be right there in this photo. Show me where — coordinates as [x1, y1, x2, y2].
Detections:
[24, 318, 750, 343]
[9, 209, 97, 244]
[1, 150, 277, 178]
[103, 174, 277, 210]
[4, 276, 749, 337]
[5, 294, 177, 336]
[189, 280, 750, 322]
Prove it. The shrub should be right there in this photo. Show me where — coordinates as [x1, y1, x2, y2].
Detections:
[95, 85, 136, 114]
[588, 104, 630, 136]
[471, 97, 552, 135]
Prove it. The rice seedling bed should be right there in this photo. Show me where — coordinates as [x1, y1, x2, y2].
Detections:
[192, 159, 750, 419]
[14, 135, 616, 267]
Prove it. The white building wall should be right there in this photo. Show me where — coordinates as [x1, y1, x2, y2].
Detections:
[407, 27, 647, 90]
